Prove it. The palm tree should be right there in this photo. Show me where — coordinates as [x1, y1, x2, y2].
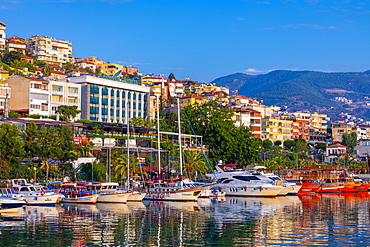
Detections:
[113, 153, 143, 182]
[182, 150, 209, 179]
[273, 156, 286, 169]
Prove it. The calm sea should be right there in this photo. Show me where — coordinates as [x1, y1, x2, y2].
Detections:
[1, 193, 370, 246]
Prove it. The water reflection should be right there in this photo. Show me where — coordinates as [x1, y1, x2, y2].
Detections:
[0, 195, 370, 246]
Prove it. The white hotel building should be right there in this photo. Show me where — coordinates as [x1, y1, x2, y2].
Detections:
[68, 75, 150, 123]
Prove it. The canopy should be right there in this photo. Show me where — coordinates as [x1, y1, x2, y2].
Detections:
[218, 164, 240, 167]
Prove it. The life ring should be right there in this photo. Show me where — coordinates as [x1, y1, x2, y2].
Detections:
[155, 194, 159, 199]
[160, 194, 164, 199]
[41, 190, 46, 196]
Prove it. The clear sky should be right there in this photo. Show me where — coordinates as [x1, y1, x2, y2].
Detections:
[1, 0, 370, 82]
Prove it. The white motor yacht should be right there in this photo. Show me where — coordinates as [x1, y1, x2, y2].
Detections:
[206, 166, 283, 197]
[10, 179, 64, 205]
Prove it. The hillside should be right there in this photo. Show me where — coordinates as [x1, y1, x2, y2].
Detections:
[211, 70, 370, 121]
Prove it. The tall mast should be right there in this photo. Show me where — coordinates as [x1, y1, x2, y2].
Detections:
[126, 103, 130, 189]
[177, 98, 183, 181]
[157, 96, 161, 181]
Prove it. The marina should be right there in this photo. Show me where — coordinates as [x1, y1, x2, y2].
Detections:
[1, 194, 370, 246]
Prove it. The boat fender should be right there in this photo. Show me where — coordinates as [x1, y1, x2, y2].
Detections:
[41, 190, 46, 195]
[244, 186, 247, 191]
[155, 194, 159, 199]
[260, 186, 263, 191]
[160, 194, 164, 199]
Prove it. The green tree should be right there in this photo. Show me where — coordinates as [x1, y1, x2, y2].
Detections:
[42, 65, 53, 76]
[182, 101, 261, 166]
[1, 50, 22, 64]
[130, 116, 156, 128]
[262, 140, 273, 149]
[293, 138, 309, 153]
[0, 123, 25, 177]
[8, 111, 20, 118]
[342, 131, 357, 156]
[283, 139, 295, 150]
[79, 162, 106, 181]
[182, 150, 209, 179]
[274, 140, 282, 146]
[56, 105, 81, 121]
[168, 73, 176, 80]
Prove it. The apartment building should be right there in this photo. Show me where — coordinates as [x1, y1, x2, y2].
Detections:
[233, 108, 262, 138]
[179, 94, 207, 107]
[49, 80, 81, 118]
[26, 35, 72, 65]
[247, 105, 280, 118]
[229, 94, 257, 107]
[0, 68, 9, 81]
[201, 91, 228, 104]
[331, 120, 356, 142]
[75, 60, 97, 71]
[0, 84, 10, 114]
[6, 76, 50, 116]
[0, 21, 5, 51]
[97, 63, 123, 76]
[5, 36, 27, 53]
[68, 75, 150, 123]
[262, 118, 293, 142]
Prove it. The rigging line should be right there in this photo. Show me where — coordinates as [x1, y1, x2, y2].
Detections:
[181, 108, 216, 177]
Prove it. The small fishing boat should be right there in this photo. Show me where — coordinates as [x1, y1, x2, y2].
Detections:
[60, 182, 99, 204]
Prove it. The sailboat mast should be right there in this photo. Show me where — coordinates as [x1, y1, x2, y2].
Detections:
[126, 109, 130, 189]
[157, 96, 161, 181]
[177, 98, 183, 180]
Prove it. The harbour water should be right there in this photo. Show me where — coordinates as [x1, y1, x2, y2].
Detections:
[1, 193, 370, 246]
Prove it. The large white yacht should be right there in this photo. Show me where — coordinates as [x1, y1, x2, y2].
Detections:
[206, 166, 283, 197]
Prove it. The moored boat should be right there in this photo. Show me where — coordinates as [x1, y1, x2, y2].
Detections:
[60, 182, 99, 204]
[86, 182, 132, 203]
[0, 196, 26, 209]
[144, 181, 204, 201]
[297, 182, 321, 194]
[10, 179, 64, 205]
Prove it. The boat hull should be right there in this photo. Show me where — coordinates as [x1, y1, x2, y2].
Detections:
[221, 185, 283, 197]
[127, 192, 146, 201]
[61, 194, 99, 204]
[97, 192, 131, 203]
[144, 187, 203, 201]
[23, 194, 62, 205]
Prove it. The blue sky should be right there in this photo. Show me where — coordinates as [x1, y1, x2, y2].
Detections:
[1, 0, 370, 82]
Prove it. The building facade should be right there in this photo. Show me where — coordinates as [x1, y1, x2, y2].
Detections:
[5, 36, 27, 53]
[26, 35, 72, 65]
[49, 80, 81, 118]
[68, 75, 150, 123]
[0, 21, 6, 51]
[233, 108, 262, 138]
[6, 75, 50, 116]
[262, 118, 293, 142]
[0, 84, 10, 114]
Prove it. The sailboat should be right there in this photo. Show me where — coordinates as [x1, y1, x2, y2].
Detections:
[144, 98, 205, 201]
[125, 104, 146, 202]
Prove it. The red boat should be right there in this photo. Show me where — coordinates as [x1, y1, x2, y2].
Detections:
[297, 182, 321, 194]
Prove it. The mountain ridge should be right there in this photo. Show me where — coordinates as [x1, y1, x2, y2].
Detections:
[210, 69, 370, 121]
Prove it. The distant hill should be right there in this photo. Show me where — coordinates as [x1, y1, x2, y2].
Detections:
[211, 70, 370, 121]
